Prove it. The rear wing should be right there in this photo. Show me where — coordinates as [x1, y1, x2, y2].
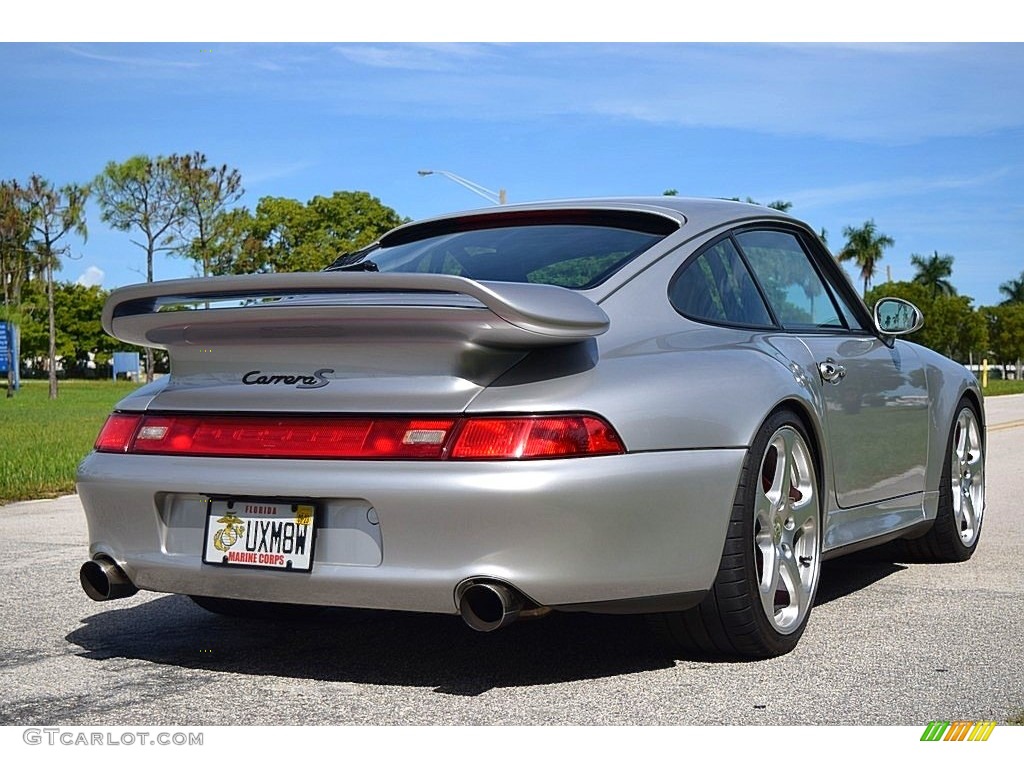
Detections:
[103, 272, 610, 349]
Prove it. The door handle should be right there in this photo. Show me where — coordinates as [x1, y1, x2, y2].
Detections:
[818, 358, 846, 384]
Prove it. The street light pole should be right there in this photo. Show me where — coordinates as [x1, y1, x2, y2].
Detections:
[417, 170, 507, 205]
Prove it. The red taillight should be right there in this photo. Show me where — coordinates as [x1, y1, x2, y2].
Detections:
[94, 413, 143, 452]
[451, 416, 623, 460]
[127, 415, 457, 459]
[94, 413, 624, 460]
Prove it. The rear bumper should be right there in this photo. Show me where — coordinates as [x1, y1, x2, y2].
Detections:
[76, 448, 746, 614]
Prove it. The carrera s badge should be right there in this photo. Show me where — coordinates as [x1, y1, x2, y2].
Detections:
[242, 368, 334, 389]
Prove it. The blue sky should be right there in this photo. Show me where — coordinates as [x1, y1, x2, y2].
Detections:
[2, 40, 1022, 307]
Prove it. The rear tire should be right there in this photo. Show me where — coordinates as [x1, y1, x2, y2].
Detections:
[900, 398, 984, 562]
[189, 595, 325, 620]
[651, 409, 822, 658]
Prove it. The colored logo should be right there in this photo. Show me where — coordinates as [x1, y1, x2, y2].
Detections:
[920, 721, 996, 741]
[213, 513, 246, 552]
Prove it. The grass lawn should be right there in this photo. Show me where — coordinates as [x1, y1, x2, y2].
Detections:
[981, 379, 1024, 396]
[0, 379, 138, 504]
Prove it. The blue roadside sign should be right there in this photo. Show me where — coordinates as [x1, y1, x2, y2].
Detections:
[0, 321, 20, 388]
[112, 351, 140, 381]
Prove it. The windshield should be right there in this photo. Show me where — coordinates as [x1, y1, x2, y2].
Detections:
[326, 222, 670, 289]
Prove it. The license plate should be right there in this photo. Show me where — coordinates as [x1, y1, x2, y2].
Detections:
[202, 498, 317, 572]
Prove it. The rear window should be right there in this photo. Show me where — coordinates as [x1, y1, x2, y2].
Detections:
[327, 214, 674, 289]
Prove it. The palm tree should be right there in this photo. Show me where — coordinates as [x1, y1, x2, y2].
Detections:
[910, 251, 956, 298]
[837, 220, 895, 297]
[999, 271, 1024, 305]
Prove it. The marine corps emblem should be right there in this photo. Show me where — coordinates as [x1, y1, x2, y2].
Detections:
[212, 513, 246, 552]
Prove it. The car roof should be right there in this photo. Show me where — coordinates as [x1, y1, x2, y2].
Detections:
[385, 196, 797, 242]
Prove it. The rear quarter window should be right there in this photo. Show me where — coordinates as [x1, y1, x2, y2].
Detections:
[670, 239, 774, 327]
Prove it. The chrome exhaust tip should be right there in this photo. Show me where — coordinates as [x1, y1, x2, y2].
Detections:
[459, 582, 522, 632]
[80, 556, 138, 602]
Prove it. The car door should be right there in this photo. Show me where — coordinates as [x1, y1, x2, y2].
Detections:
[733, 228, 929, 509]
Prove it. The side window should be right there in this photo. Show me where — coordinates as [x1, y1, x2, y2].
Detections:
[670, 238, 773, 327]
[734, 230, 845, 329]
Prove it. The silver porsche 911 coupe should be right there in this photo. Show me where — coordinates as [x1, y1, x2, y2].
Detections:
[77, 197, 985, 658]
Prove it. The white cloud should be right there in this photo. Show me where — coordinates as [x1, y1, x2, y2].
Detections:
[333, 44, 496, 72]
[577, 44, 1024, 144]
[76, 266, 105, 288]
[783, 167, 1016, 210]
[243, 160, 316, 187]
[61, 44, 201, 70]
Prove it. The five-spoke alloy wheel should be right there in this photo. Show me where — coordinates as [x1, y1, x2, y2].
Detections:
[753, 424, 820, 636]
[950, 405, 985, 548]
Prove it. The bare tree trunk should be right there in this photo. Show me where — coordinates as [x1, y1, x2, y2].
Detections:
[47, 259, 57, 399]
[146, 242, 154, 383]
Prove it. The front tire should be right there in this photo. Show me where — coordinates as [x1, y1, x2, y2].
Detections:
[651, 409, 822, 658]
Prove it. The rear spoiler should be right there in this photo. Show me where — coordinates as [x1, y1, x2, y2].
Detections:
[103, 272, 610, 349]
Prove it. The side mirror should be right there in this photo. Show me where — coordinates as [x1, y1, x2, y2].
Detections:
[872, 297, 924, 336]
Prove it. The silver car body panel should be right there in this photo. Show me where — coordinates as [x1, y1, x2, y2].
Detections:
[77, 196, 983, 614]
[77, 449, 746, 611]
[797, 335, 930, 508]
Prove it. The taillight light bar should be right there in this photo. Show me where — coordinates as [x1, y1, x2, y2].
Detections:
[449, 416, 623, 459]
[94, 412, 144, 453]
[94, 413, 625, 460]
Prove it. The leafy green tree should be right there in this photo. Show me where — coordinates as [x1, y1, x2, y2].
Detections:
[220, 191, 407, 274]
[54, 282, 117, 371]
[172, 152, 244, 277]
[910, 251, 956, 298]
[94, 155, 188, 283]
[983, 304, 1024, 379]
[23, 175, 89, 399]
[18, 280, 115, 374]
[999, 271, 1024, 305]
[194, 207, 257, 276]
[13, 282, 47, 367]
[0, 179, 34, 397]
[838, 220, 894, 298]
[927, 294, 987, 362]
[94, 155, 189, 381]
